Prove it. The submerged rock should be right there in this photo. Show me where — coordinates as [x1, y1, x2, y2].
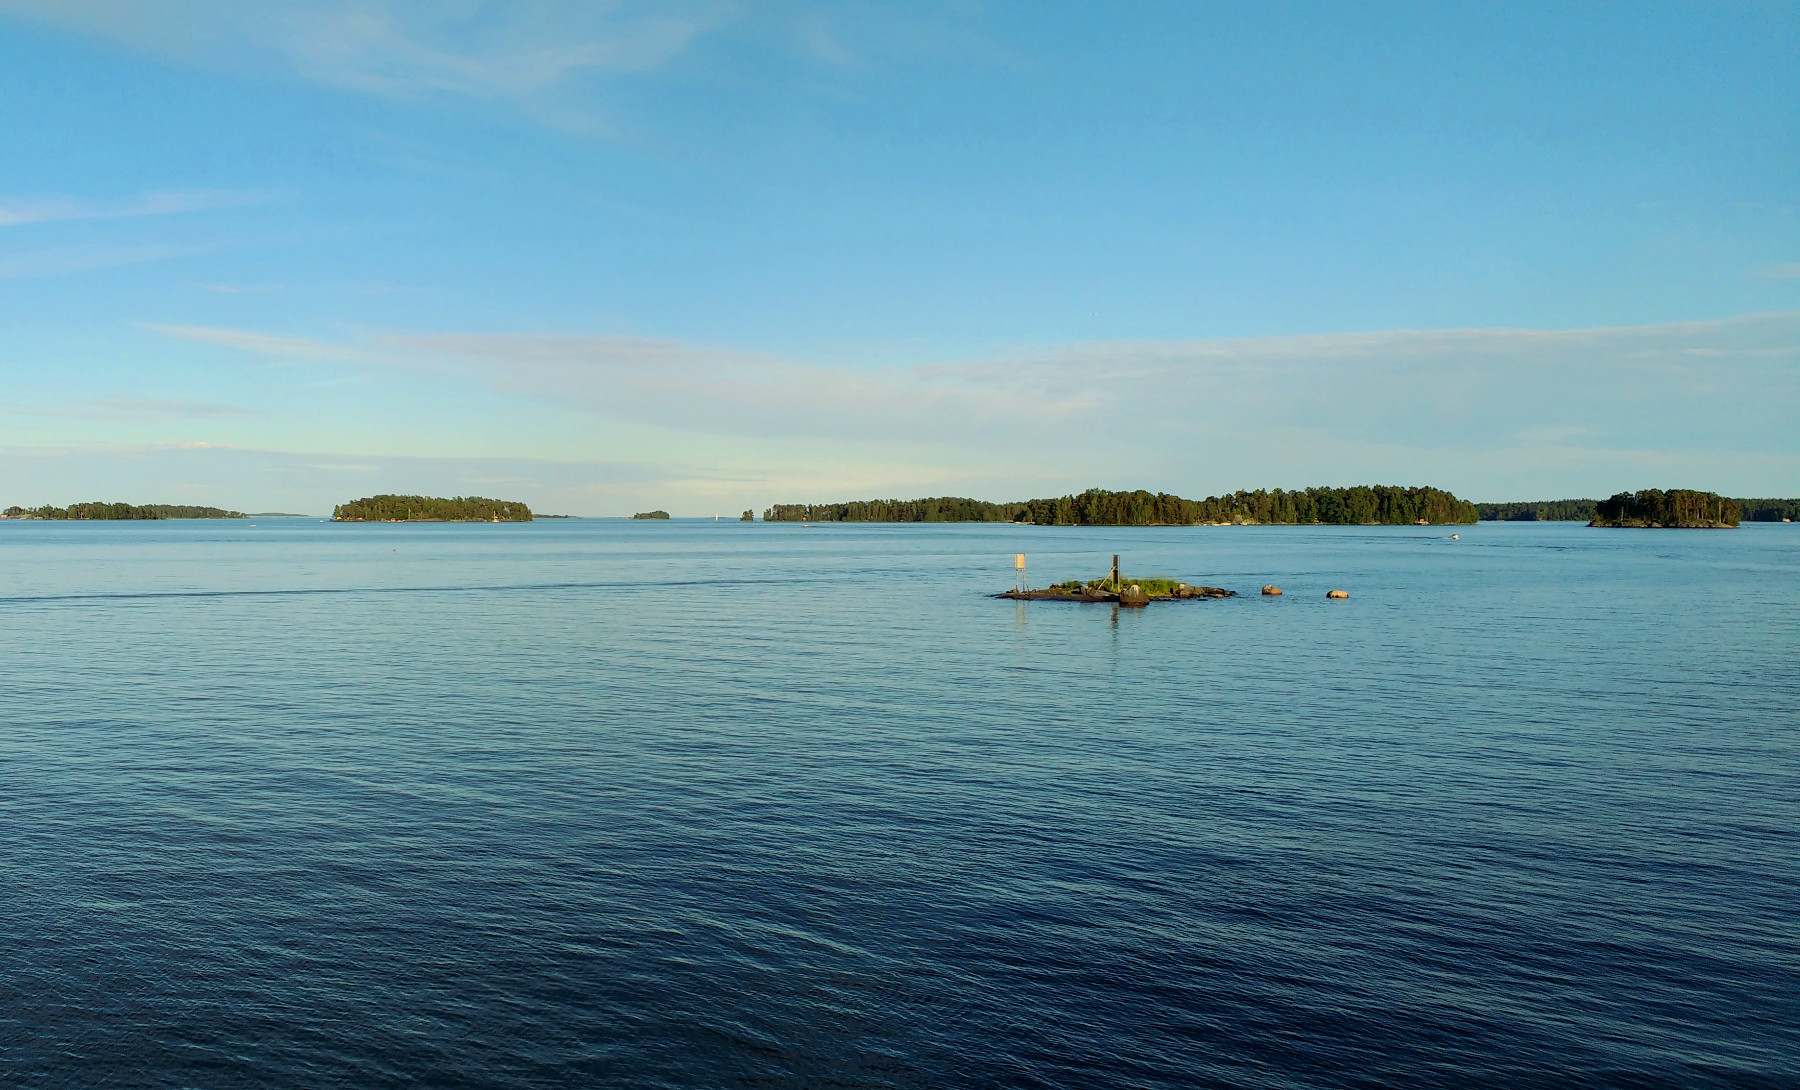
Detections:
[1262, 585, 1282, 596]
[1327, 589, 1349, 599]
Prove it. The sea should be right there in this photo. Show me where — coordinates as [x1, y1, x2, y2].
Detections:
[0, 518, 1795, 1089]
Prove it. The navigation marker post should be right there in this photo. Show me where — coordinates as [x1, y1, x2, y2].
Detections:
[1015, 553, 1028, 595]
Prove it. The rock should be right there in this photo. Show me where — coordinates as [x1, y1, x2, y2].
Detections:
[1326, 589, 1349, 599]
[1261, 585, 1282, 596]
[1119, 584, 1150, 607]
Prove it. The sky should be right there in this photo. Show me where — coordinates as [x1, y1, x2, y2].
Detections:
[1, 0, 1796, 515]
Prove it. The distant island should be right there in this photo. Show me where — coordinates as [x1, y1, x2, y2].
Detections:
[1590, 490, 1738, 528]
[331, 495, 533, 522]
[1737, 498, 1799, 522]
[632, 510, 671, 520]
[765, 486, 1478, 526]
[1478, 495, 1795, 523]
[1478, 499, 1599, 522]
[3, 502, 245, 520]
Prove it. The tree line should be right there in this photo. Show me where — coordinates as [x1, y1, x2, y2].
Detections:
[1735, 498, 1800, 522]
[1590, 490, 1738, 528]
[1478, 495, 1796, 522]
[765, 485, 1479, 526]
[2, 503, 245, 520]
[331, 495, 533, 521]
[1477, 499, 1598, 522]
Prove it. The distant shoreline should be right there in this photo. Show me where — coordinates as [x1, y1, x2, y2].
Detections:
[765, 486, 1479, 526]
[3, 503, 245, 520]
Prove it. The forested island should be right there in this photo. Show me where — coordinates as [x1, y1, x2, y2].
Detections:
[331, 495, 533, 522]
[3, 503, 245, 520]
[1590, 490, 1738, 528]
[632, 510, 671, 520]
[765, 486, 1478, 526]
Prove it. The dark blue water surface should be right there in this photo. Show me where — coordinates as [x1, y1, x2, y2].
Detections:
[1, 519, 1795, 1088]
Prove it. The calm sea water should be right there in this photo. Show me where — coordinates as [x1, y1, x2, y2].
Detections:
[1, 518, 1795, 1089]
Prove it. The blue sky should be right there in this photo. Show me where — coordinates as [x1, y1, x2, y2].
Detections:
[1, 1, 1795, 514]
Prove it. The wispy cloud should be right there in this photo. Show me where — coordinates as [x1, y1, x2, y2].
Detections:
[0, 1, 734, 121]
[152, 324, 1097, 445]
[147, 323, 383, 363]
[273, 3, 731, 98]
[1, 397, 262, 421]
[0, 242, 229, 279]
[147, 312, 1800, 490]
[0, 2, 1009, 138]
[1765, 263, 1800, 280]
[0, 189, 267, 229]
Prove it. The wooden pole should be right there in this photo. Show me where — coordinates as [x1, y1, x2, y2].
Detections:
[1111, 554, 1120, 591]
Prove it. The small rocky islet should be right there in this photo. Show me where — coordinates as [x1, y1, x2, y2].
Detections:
[998, 580, 1236, 605]
[996, 555, 1235, 607]
[996, 557, 1357, 606]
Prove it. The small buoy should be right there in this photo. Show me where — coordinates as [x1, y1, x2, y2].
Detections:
[1450, 533, 1459, 540]
[1326, 589, 1349, 599]
[1262, 585, 1282, 596]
